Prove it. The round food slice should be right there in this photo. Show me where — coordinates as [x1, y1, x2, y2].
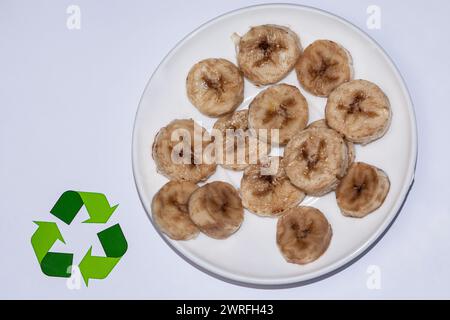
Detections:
[152, 119, 216, 182]
[241, 156, 305, 217]
[296, 40, 352, 97]
[248, 84, 309, 145]
[284, 127, 348, 196]
[307, 119, 355, 168]
[188, 181, 244, 239]
[277, 206, 332, 265]
[151, 181, 200, 240]
[237, 25, 302, 85]
[213, 110, 270, 170]
[325, 79, 391, 144]
[336, 162, 390, 218]
[186, 58, 244, 117]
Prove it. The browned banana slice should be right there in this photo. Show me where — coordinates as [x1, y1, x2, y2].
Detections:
[284, 127, 348, 196]
[188, 181, 244, 239]
[296, 40, 352, 97]
[307, 119, 355, 167]
[336, 162, 390, 218]
[151, 181, 199, 240]
[325, 79, 391, 144]
[248, 84, 309, 145]
[237, 25, 302, 85]
[277, 206, 332, 265]
[241, 156, 305, 217]
[186, 58, 244, 117]
[213, 110, 270, 170]
[152, 119, 216, 182]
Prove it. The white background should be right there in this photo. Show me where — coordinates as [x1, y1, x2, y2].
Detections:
[0, 0, 449, 299]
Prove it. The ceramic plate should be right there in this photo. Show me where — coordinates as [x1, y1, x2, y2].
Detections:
[132, 4, 417, 286]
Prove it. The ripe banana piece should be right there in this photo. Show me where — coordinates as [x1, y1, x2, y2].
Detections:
[151, 181, 200, 240]
[213, 110, 270, 170]
[186, 58, 244, 117]
[284, 127, 348, 196]
[240, 156, 305, 217]
[188, 181, 244, 239]
[152, 119, 216, 183]
[307, 119, 355, 168]
[325, 79, 391, 144]
[277, 206, 332, 265]
[296, 40, 353, 97]
[336, 162, 390, 218]
[237, 25, 302, 86]
[248, 84, 309, 145]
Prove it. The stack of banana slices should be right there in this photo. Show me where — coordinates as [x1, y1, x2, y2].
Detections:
[151, 25, 392, 266]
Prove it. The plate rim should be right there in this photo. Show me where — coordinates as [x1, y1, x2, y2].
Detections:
[131, 3, 418, 287]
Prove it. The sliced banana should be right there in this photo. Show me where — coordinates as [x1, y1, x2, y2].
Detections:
[151, 181, 199, 240]
[284, 127, 348, 196]
[186, 58, 244, 117]
[277, 206, 332, 265]
[152, 119, 216, 183]
[241, 156, 305, 217]
[307, 119, 355, 168]
[325, 79, 391, 145]
[213, 110, 270, 170]
[237, 25, 302, 85]
[336, 162, 390, 218]
[188, 181, 244, 239]
[248, 84, 309, 145]
[296, 40, 352, 97]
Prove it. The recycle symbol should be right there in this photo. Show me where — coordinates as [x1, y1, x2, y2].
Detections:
[31, 191, 128, 286]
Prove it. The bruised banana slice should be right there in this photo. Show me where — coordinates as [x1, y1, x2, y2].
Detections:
[284, 127, 348, 196]
[277, 206, 332, 265]
[248, 84, 309, 145]
[237, 25, 302, 85]
[325, 79, 391, 145]
[186, 58, 244, 117]
[241, 156, 305, 217]
[151, 181, 199, 240]
[296, 40, 352, 97]
[188, 181, 244, 239]
[213, 110, 270, 171]
[336, 162, 390, 218]
[307, 119, 355, 168]
[152, 119, 216, 183]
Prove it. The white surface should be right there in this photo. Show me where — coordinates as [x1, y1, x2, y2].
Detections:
[133, 4, 416, 286]
[0, 0, 448, 299]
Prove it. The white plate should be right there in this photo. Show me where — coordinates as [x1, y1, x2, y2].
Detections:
[132, 4, 417, 287]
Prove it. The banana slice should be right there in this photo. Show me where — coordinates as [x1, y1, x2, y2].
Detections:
[325, 79, 391, 144]
[248, 84, 309, 145]
[151, 181, 200, 240]
[296, 40, 352, 97]
[336, 162, 390, 218]
[237, 25, 302, 85]
[277, 206, 332, 265]
[241, 156, 305, 217]
[152, 119, 216, 182]
[213, 110, 270, 170]
[188, 181, 244, 239]
[284, 127, 348, 196]
[307, 119, 355, 167]
[186, 58, 244, 117]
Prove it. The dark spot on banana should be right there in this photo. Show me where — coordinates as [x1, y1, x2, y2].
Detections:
[337, 91, 379, 119]
[253, 37, 286, 67]
[202, 75, 225, 100]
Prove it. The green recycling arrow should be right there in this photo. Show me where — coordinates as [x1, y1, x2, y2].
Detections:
[31, 221, 73, 277]
[79, 248, 120, 286]
[31, 190, 127, 286]
[79, 224, 128, 286]
[50, 190, 118, 224]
